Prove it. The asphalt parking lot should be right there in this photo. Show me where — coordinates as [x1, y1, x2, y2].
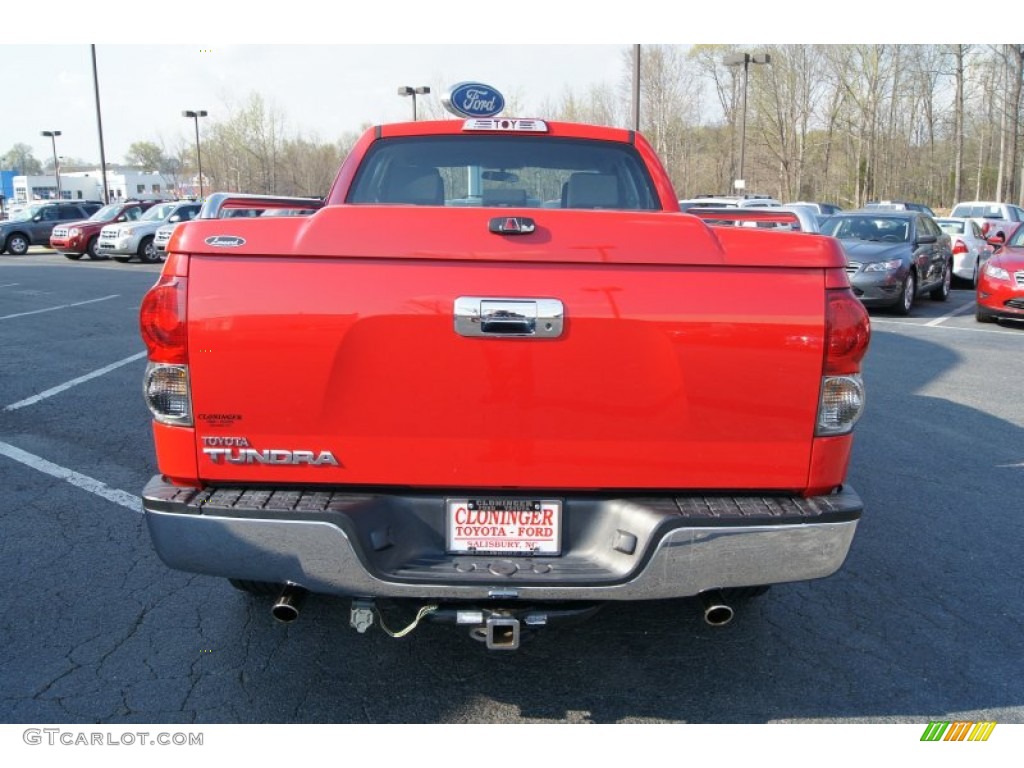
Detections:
[1, 248, 1022, 725]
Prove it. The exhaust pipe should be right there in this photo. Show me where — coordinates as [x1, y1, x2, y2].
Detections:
[272, 583, 308, 623]
[698, 590, 734, 627]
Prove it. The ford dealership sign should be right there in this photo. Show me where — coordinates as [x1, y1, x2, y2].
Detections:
[443, 82, 505, 118]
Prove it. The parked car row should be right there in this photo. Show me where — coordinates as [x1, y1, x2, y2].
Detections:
[0, 201, 103, 255]
[9, 190, 1023, 324]
[39, 195, 320, 264]
[96, 200, 203, 263]
[50, 200, 164, 260]
[683, 196, 1021, 324]
[821, 202, 1020, 323]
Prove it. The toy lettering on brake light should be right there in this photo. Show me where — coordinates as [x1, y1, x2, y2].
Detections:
[463, 118, 549, 133]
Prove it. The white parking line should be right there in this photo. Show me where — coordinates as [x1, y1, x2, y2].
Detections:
[924, 302, 974, 327]
[4, 351, 148, 412]
[871, 318, 1024, 336]
[0, 294, 119, 320]
[0, 440, 142, 512]
[0, 283, 19, 288]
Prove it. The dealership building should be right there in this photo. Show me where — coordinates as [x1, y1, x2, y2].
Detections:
[9, 169, 173, 206]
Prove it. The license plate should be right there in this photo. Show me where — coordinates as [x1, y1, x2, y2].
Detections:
[446, 498, 561, 555]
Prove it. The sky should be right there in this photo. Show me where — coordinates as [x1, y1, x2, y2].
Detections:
[0, 44, 628, 166]
[0, 1, 1003, 168]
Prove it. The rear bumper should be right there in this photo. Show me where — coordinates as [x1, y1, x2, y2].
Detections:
[142, 476, 862, 601]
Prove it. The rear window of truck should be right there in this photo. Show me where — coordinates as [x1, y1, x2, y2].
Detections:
[346, 136, 661, 211]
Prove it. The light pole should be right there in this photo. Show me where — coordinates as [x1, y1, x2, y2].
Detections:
[723, 52, 771, 192]
[92, 45, 110, 204]
[41, 130, 62, 199]
[397, 86, 430, 121]
[181, 110, 208, 198]
[632, 45, 641, 132]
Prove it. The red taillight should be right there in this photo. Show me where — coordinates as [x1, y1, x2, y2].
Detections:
[824, 289, 871, 375]
[952, 239, 968, 255]
[140, 274, 188, 364]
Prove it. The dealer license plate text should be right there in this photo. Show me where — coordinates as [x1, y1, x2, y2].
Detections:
[446, 499, 562, 555]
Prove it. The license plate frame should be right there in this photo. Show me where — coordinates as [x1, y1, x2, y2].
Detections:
[446, 498, 562, 556]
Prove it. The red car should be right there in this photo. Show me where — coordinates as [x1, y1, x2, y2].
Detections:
[50, 200, 162, 260]
[976, 226, 1024, 323]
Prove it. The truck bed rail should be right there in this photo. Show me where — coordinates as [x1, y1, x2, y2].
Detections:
[199, 192, 324, 219]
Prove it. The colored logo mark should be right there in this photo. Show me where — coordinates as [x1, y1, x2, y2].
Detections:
[921, 721, 996, 742]
[442, 82, 505, 119]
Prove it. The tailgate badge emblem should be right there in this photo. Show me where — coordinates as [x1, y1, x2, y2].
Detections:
[205, 235, 246, 247]
[489, 217, 535, 235]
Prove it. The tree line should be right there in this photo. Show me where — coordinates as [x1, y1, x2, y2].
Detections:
[582, 44, 1024, 210]
[4, 45, 1022, 210]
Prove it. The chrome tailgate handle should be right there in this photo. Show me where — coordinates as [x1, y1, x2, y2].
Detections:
[454, 297, 564, 338]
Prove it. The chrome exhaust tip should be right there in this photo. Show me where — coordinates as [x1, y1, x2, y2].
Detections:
[272, 583, 308, 623]
[699, 590, 735, 627]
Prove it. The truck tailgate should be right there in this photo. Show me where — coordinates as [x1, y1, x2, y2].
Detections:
[186, 240, 828, 491]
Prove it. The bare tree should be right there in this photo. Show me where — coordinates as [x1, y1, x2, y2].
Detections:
[625, 45, 701, 195]
[948, 45, 971, 204]
[688, 45, 744, 192]
[755, 45, 828, 200]
[1010, 45, 1024, 204]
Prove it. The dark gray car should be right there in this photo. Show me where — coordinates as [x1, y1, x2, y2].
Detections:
[821, 211, 953, 315]
[0, 201, 102, 255]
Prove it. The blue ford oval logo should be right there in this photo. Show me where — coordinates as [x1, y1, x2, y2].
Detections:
[443, 82, 505, 119]
[205, 235, 246, 248]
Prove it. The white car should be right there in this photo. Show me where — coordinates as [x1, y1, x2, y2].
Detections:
[935, 217, 994, 286]
[153, 222, 177, 255]
[948, 200, 1024, 243]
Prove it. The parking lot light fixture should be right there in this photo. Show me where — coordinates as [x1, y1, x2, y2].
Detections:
[722, 52, 771, 192]
[41, 130, 62, 200]
[181, 110, 208, 199]
[397, 86, 430, 121]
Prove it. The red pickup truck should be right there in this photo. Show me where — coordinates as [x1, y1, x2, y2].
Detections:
[139, 117, 870, 649]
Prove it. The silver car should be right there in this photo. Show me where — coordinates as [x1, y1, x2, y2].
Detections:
[97, 201, 201, 263]
[935, 217, 994, 286]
